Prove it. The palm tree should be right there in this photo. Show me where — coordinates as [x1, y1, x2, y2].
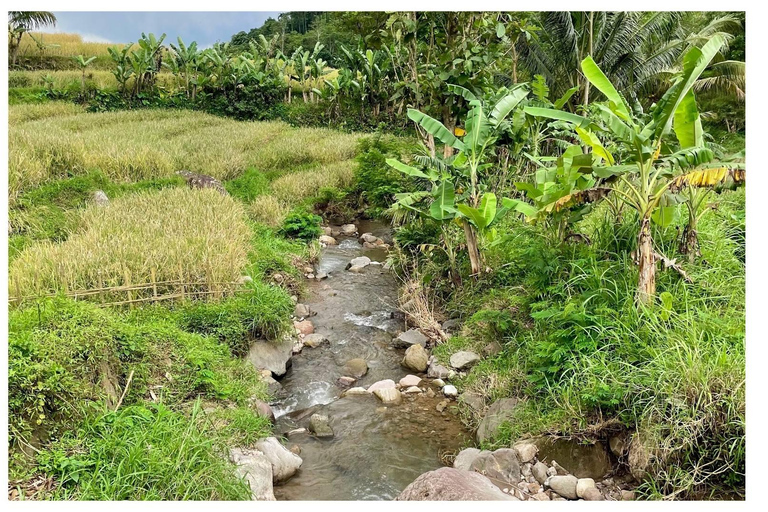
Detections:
[8, 11, 57, 66]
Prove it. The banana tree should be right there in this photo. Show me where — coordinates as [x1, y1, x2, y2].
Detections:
[108, 43, 134, 95]
[524, 35, 737, 304]
[388, 85, 529, 275]
[72, 55, 96, 91]
[169, 37, 200, 98]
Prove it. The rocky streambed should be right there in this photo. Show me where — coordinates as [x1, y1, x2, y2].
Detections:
[237, 220, 637, 501]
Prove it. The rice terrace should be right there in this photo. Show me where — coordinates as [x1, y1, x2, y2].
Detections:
[6, 8, 748, 503]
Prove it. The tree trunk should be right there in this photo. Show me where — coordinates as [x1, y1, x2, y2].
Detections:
[679, 212, 701, 263]
[442, 103, 455, 158]
[463, 220, 482, 276]
[636, 216, 656, 305]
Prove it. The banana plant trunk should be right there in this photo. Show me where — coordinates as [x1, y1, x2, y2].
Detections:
[636, 216, 656, 305]
[463, 220, 482, 276]
[679, 210, 701, 263]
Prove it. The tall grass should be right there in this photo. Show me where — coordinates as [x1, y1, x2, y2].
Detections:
[17, 32, 135, 58]
[8, 101, 84, 125]
[271, 160, 356, 203]
[9, 187, 251, 299]
[9, 107, 359, 199]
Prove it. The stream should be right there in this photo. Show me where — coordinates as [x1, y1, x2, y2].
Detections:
[270, 220, 472, 500]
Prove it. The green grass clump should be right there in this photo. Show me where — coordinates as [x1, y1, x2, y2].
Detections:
[35, 403, 252, 500]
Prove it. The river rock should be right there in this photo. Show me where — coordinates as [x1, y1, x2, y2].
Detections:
[321, 226, 332, 235]
[368, 379, 396, 392]
[450, 351, 481, 370]
[359, 233, 378, 244]
[319, 235, 337, 245]
[513, 441, 538, 463]
[547, 475, 578, 500]
[343, 387, 370, 396]
[373, 387, 402, 404]
[294, 320, 314, 335]
[342, 358, 368, 378]
[532, 461, 549, 485]
[621, 490, 636, 501]
[576, 478, 597, 498]
[250, 399, 275, 423]
[348, 265, 366, 273]
[92, 189, 110, 207]
[427, 362, 456, 380]
[336, 376, 356, 388]
[247, 338, 294, 378]
[460, 392, 485, 413]
[469, 448, 521, 489]
[454, 448, 483, 471]
[628, 433, 651, 481]
[309, 414, 334, 438]
[583, 487, 604, 501]
[399, 374, 422, 388]
[396, 467, 518, 501]
[476, 398, 519, 443]
[404, 386, 422, 394]
[403, 344, 429, 372]
[394, 329, 429, 348]
[254, 437, 303, 484]
[302, 333, 328, 348]
[443, 384, 458, 397]
[229, 447, 275, 500]
[340, 223, 357, 235]
[441, 318, 461, 332]
[294, 303, 312, 318]
[177, 170, 228, 195]
[431, 378, 445, 388]
[348, 257, 371, 270]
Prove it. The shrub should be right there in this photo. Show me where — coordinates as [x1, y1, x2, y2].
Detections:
[352, 134, 414, 213]
[9, 188, 251, 299]
[279, 211, 323, 241]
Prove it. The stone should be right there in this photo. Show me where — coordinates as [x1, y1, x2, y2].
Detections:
[552, 460, 570, 476]
[576, 478, 597, 498]
[583, 488, 604, 501]
[609, 432, 628, 457]
[402, 344, 429, 372]
[476, 398, 519, 444]
[368, 379, 396, 392]
[399, 375, 422, 388]
[177, 170, 228, 195]
[293, 303, 312, 318]
[250, 399, 275, 423]
[229, 447, 275, 500]
[547, 475, 578, 500]
[342, 358, 368, 378]
[531, 492, 550, 501]
[360, 233, 378, 244]
[546, 466, 557, 478]
[289, 444, 301, 455]
[483, 341, 503, 356]
[272, 273, 284, 284]
[92, 190, 110, 207]
[394, 329, 429, 348]
[348, 256, 371, 268]
[262, 374, 282, 396]
[441, 318, 461, 332]
[309, 414, 334, 438]
[247, 338, 294, 377]
[348, 265, 366, 273]
[315, 271, 328, 280]
[535, 437, 613, 480]
[395, 467, 518, 501]
[453, 448, 483, 471]
[373, 387, 402, 404]
[404, 386, 422, 394]
[513, 442, 539, 464]
[340, 223, 357, 235]
[431, 379, 446, 388]
[302, 333, 328, 348]
[318, 235, 337, 245]
[529, 482, 541, 494]
[460, 392, 485, 413]
[450, 351, 481, 370]
[425, 388, 435, 398]
[321, 226, 332, 236]
[293, 320, 314, 335]
[254, 437, 303, 483]
[469, 449, 522, 490]
[532, 461, 549, 485]
[621, 490, 636, 501]
[427, 362, 456, 380]
[443, 385, 458, 398]
[343, 387, 370, 396]
[436, 399, 449, 412]
[336, 376, 356, 388]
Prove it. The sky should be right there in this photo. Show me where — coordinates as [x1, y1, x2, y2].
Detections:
[47, 12, 282, 48]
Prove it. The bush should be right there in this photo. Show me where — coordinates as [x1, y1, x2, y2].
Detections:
[352, 134, 414, 213]
[279, 211, 323, 241]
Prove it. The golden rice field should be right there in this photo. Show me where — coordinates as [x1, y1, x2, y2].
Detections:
[9, 187, 251, 300]
[9, 69, 178, 90]
[9, 105, 359, 201]
[17, 32, 135, 58]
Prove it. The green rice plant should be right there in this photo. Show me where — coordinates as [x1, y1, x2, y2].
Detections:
[9, 187, 251, 300]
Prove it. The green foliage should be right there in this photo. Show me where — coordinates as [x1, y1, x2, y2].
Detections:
[279, 210, 323, 241]
[225, 168, 270, 202]
[352, 134, 413, 214]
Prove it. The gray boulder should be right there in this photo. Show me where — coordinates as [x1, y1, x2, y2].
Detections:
[476, 398, 519, 444]
[453, 448, 483, 471]
[342, 358, 368, 378]
[396, 467, 518, 501]
[309, 414, 334, 438]
[92, 190, 110, 207]
[469, 448, 521, 489]
[254, 437, 303, 483]
[373, 387, 402, 404]
[547, 475, 578, 500]
[293, 303, 312, 318]
[441, 318, 461, 332]
[318, 235, 337, 245]
[450, 351, 481, 370]
[402, 344, 429, 372]
[177, 170, 228, 195]
[247, 337, 293, 377]
[229, 447, 275, 500]
[532, 461, 549, 485]
[394, 329, 429, 349]
[302, 333, 329, 348]
[340, 223, 357, 235]
[347, 256, 371, 268]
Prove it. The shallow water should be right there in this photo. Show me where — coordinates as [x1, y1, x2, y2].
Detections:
[271, 220, 472, 500]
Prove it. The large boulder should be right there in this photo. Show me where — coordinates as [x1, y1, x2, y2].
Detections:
[229, 447, 275, 500]
[342, 358, 368, 378]
[468, 448, 521, 490]
[547, 475, 578, 500]
[402, 344, 429, 372]
[476, 398, 519, 444]
[396, 467, 518, 501]
[535, 437, 613, 480]
[340, 223, 358, 235]
[393, 329, 429, 349]
[247, 338, 293, 377]
[302, 333, 329, 348]
[347, 256, 371, 269]
[253, 437, 303, 483]
[318, 235, 337, 245]
[450, 351, 481, 370]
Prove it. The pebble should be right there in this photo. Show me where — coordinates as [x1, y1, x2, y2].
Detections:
[443, 384, 458, 397]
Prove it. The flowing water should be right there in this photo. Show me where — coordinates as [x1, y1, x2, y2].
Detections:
[271, 220, 472, 500]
